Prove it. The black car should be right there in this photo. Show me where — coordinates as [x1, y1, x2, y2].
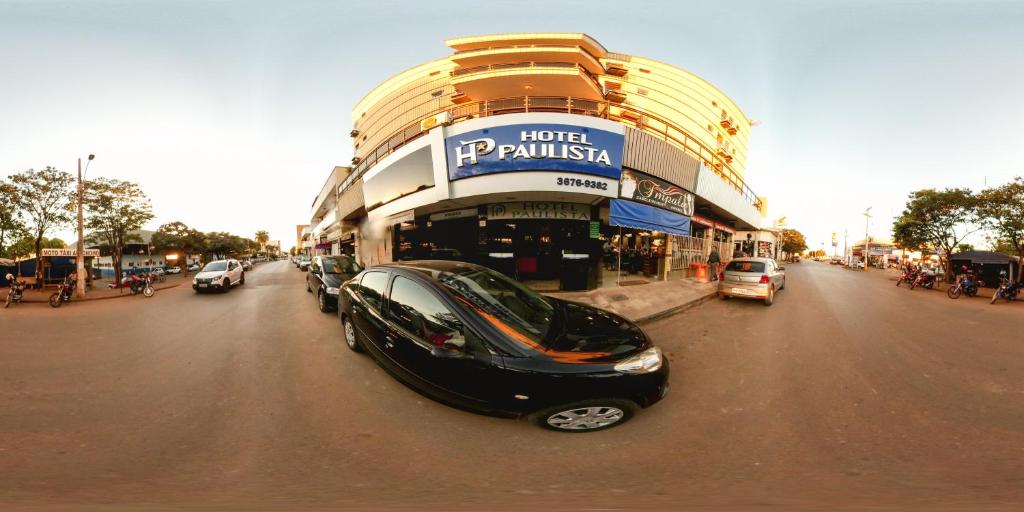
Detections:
[337, 260, 669, 432]
[306, 255, 362, 312]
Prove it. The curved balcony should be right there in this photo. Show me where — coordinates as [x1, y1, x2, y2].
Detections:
[339, 96, 760, 210]
[451, 62, 603, 101]
[451, 45, 604, 75]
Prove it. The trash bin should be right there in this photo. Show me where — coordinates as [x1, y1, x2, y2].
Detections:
[560, 253, 590, 291]
[694, 262, 709, 282]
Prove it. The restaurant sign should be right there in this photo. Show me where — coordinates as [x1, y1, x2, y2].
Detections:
[485, 202, 590, 221]
[619, 170, 694, 217]
[41, 248, 101, 257]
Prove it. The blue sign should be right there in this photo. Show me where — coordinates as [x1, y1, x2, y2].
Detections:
[446, 123, 624, 181]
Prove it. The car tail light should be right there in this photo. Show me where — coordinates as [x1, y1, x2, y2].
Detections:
[759, 275, 770, 284]
[718, 272, 725, 281]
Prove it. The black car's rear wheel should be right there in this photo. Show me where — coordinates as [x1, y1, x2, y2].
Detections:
[531, 399, 637, 432]
[342, 316, 363, 352]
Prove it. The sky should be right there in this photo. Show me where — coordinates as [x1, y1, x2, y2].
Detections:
[2, 0, 1022, 252]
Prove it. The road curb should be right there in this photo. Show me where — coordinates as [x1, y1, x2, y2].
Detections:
[20, 281, 183, 304]
[635, 291, 719, 325]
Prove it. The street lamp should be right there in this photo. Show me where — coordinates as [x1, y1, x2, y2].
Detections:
[76, 154, 95, 298]
[863, 207, 872, 272]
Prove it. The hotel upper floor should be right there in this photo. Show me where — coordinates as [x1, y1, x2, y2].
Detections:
[348, 32, 758, 208]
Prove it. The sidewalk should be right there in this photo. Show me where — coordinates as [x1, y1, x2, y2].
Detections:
[17, 274, 186, 303]
[547, 278, 718, 324]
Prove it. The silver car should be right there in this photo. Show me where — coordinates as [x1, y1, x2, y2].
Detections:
[717, 257, 786, 306]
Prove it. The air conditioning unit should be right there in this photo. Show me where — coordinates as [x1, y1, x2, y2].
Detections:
[349, 129, 360, 137]
[351, 156, 361, 165]
[716, 140, 730, 157]
[605, 89, 627, 103]
[604, 63, 628, 76]
[420, 111, 452, 131]
[720, 110, 735, 132]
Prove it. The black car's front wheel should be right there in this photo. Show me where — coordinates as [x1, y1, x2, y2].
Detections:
[531, 399, 637, 433]
[341, 316, 363, 353]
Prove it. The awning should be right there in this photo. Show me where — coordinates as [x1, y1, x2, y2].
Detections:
[609, 199, 691, 237]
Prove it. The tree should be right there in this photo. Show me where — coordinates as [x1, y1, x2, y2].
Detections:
[977, 177, 1024, 279]
[9, 167, 76, 276]
[814, 249, 827, 258]
[6, 236, 66, 260]
[151, 221, 207, 275]
[289, 246, 297, 256]
[892, 188, 979, 282]
[0, 181, 26, 258]
[83, 178, 155, 281]
[956, 243, 974, 253]
[255, 230, 270, 251]
[780, 228, 808, 255]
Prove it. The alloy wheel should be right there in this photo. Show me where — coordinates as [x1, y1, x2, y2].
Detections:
[546, 406, 625, 431]
[343, 318, 360, 351]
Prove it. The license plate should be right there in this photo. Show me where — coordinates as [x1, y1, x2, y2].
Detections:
[731, 287, 754, 295]
[198, 284, 208, 288]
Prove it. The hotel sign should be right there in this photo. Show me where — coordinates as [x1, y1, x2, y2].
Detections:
[619, 170, 694, 217]
[485, 202, 590, 221]
[446, 124, 624, 181]
[41, 248, 101, 257]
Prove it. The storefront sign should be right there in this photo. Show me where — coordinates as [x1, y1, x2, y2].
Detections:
[41, 248, 101, 257]
[589, 221, 600, 239]
[446, 124, 624, 181]
[485, 202, 590, 221]
[619, 170, 694, 217]
[757, 241, 772, 257]
[429, 207, 478, 222]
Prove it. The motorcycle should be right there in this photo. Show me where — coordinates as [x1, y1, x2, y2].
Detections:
[130, 274, 155, 298]
[49, 275, 76, 308]
[896, 266, 918, 287]
[5, 273, 27, 308]
[947, 267, 981, 299]
[990, 273, 1022, 304]
[910, 270, 937, 290]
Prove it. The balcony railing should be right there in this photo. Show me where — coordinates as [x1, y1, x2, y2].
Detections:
[339, 95, 760, 210]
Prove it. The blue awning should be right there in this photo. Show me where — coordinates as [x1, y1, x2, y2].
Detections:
[609, 199, 691, 237]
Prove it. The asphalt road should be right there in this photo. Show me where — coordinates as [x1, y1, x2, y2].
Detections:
[2, 260, 1023, 511]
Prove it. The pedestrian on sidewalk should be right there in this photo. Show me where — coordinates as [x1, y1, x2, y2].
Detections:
[708, 246, 721, 281]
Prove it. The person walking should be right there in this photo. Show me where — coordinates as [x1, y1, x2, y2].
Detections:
[708, 246, 721, 281]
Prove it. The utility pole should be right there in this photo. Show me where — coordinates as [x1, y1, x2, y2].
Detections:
[843, 228, 848, 265]
[76, 154, 95, 298]
[863, 207, 872, 272]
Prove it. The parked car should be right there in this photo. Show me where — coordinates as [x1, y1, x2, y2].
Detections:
[188, 263, 200, 272]
[718, 257, 786, 306]
[337, 260, 669, 432]
[192, 259, 245, 293]
[241, 260, 253, 271]
[306, 255, 363, 312]
[150, 267, 166, 276]
[298, 256, 311, 271]
[164, 266, 182, 275]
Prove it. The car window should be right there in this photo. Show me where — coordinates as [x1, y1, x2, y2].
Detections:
[726, 261, 765, 273]
[387, 276, 464, 349]
[322, 256, 361, 274]
[359, 271, 389, 312]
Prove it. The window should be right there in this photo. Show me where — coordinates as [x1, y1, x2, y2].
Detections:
[387, 276, 464, 349]
[359, 271, 389, 312]
[726, 260, 765, 273]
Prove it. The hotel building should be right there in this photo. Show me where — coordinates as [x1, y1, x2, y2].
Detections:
[310, 33, 766, 290]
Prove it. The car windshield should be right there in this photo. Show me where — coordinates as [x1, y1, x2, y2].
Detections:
[438, 267, 554, 344]
[202, 262, 227, 272]
[726, 260, 766, 273]
[322, 256, 361, 274]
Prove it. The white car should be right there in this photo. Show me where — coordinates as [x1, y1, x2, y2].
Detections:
[150, 267, 165, 276]
[192, 259, 245, 293]
[164, 266, 182, 274]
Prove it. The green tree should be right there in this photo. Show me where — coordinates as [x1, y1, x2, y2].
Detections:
[83, 178, 155, 281]
[152, 221, 207, 275]
[9, 167, 76, 276]
[6, 236, 66, 260]
[892, 188, 979, 281]
[255, 230, 270, 251]
[0, 181, 26, 258]
[289, 246, 297, 256]
[976, 177, 1024, 279]
[780, 228, 808, 255]
[956, 243, 974, 253]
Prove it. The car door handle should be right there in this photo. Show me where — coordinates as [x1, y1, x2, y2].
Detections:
[384, 334, 396, 349]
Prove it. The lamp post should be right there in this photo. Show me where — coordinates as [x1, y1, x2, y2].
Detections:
[76, 154, 95, 298]
[863, 207, 872, 272]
